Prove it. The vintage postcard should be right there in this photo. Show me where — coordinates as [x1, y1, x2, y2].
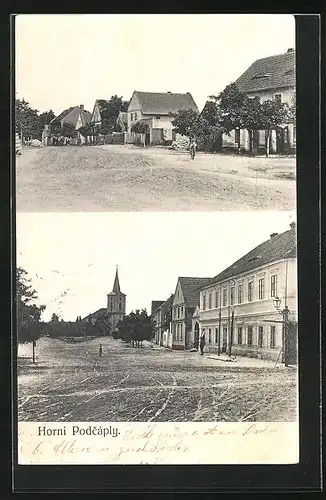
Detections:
[14, 14, 298, 467]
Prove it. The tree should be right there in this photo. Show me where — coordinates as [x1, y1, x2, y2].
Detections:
[39, 110, 56, 131]
[16, 267, 46, 344]
[170, 109, 201, 140]
[60, 123, 77, 138]
[51, 312, 60, 322]
[15, 98, 41, 140]
[131, 121, 148, 134]
[116, 309, 155, 347]
[97, 95, 128, 135]
[256, 99, 293, 157]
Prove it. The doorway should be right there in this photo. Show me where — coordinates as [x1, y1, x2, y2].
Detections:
[194, 322, 199, 349]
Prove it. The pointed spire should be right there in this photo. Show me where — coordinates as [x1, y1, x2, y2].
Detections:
[112, 265, 121, 294]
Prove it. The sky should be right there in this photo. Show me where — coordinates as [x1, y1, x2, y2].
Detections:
[15, 14, 295, 114]
[16, 211, 295, 322]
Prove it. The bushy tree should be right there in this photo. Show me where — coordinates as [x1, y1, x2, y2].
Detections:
[170, 109, 201, 140]
[16, 267, 46, 343]
[98, 95, 128, 135]
[131, 121, 148, 134]
[15, 98, 56, 141]
[116, 309, 155, 347]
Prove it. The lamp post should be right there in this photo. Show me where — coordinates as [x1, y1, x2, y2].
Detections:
[273, 296, 290, 367]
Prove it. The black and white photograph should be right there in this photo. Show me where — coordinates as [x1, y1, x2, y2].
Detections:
[14, 13, 300, 466]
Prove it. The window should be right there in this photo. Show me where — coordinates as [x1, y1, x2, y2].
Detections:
[130, 113, 133, 121]
[223, 289, 227, 306]
[180, 324, 183, 340]
[173, 324, 176, 340]
[134, 112, 137, 121]
[274, 94, 282, 103]
[177, 324, 180, 341]
[155, 115, 161, 119]
[208, 293, 212, 309]
[215, 328, 219, 344]
[208, 328, 211, 344]
[237, 327, 243, 345]
[247, 327, 253, 346]
[215, 290, 219, 308]
[248, 282, 253, 302]
[181, 306, 184, 317]
[118, 301, 122, 311]
[258, 326, 264, 347]
[258, 278, 265, 300]
[270, 326, 276, 348]
[271, 275, 277, 297]
[230, 287, 235, 305]
[177, 307, 180, 319]
[238, 284, 243, 304]
[203, 295, 206, 310]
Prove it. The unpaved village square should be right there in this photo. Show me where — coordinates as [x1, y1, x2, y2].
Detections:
[18, 336, 297, 423]
[16, 145, 296, 212]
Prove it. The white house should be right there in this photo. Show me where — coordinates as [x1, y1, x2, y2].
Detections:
[223, 48, 296, 154]
[192, 222, 297, 362]
[127, 91, 199, 145]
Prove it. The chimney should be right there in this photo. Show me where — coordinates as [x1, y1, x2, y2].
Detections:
[270, 233, 278, 239]
[79, 104, 84, 112]
[287, 48, 294, 53]
[290, 221, 296, 230]
[167, 91, 171, 93]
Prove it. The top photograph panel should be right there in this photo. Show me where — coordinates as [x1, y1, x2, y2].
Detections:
[15, 14, 296, 212]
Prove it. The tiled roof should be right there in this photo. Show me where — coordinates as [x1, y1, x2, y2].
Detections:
[82, 308, 107, 321]
[179, 277, 211, 308]
[202, 226, 297, 289]
[235, 50, 295, 94]
[51, 106, 91, 127]
[132, 91, 199, 115]
[151, 300, 164, 314]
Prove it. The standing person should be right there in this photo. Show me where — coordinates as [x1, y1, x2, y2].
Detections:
[189, 138, 197, 160]
[99, 344, 103, 357]
[199, 334, 205, 356]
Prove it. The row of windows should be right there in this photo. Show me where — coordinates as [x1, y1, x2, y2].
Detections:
[202, 325, 277, 349]
[202, 275, 278, 310]
[173, 323, 183, 341]
[173, 306, 184, 319]
[108, 298, 123, 311]
[130, 112, 138, 122]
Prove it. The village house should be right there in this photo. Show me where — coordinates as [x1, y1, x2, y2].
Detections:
[192, 223, 297, 362]
[48, 104, 91, 145]
[127, 91, 199, 145]
[152, 295, 174, 348]
[222, 48, 296, 154]
[171, 277, 210, 350]
[83, 267, 126, 332]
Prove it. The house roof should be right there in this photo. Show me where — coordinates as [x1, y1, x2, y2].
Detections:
[178, 277, 211, 308]
[82, 308, 107, 321]
[151, 300, 165, 314]
[132, 91, 199, 115]
[235, 50, 295, 94]
[51, 106, 91, 127]
[202, 225, 297, 290]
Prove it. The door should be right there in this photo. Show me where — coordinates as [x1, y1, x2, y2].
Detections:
[194, 322, 199, 348]
[222, 326, 227, 352]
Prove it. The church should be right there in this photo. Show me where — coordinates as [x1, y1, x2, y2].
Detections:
[82, 266, 126, 332]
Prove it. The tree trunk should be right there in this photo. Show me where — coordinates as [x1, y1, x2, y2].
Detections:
[265, 130, 271, 158]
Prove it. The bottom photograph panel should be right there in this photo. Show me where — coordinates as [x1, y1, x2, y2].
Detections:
[15, 211, 298, 464]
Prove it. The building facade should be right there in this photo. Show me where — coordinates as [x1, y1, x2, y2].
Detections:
[152, 295, 174, 348]
[171, 277, 209, 350]
[223, 48, 296, 154]
[193, 223, 297, 361]
[127, 91, 199, 145]
[47, 104, 91, 145]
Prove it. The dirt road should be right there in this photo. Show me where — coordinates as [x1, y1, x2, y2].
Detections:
[16, 145, 296, 211]
[18, 337, 297, 422]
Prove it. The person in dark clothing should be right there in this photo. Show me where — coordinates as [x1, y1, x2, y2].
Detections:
[199, 334, 205, 355]
[99, 344, 103, 357]
[189, 139, 197, 160]
[194, 338, 199, 351]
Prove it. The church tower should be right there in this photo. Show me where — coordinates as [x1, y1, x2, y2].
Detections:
[107, 266, 126, 331]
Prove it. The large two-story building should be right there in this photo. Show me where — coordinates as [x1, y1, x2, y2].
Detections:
[222, 48, 296, 154]
[127, 91, 199, 145]
[152, 294, 174, 348]
[192, 223, 297, 362]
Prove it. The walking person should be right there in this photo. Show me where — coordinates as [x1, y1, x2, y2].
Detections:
[189, 138, 197, 160]
[99, 344, 103, 357]
[199, 334, 205, 356]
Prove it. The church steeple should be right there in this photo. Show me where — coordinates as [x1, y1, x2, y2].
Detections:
[112, 265, 121, 294]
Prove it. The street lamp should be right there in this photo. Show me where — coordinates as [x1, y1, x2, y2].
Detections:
[273, 296, 290, 366]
